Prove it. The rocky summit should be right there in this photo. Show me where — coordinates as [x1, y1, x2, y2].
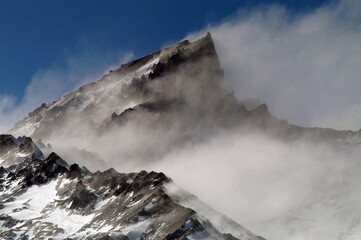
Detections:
[9, 33, 282, 145]
[10, 33, 358, 156]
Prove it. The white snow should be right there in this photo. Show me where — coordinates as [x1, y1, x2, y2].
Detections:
[57, 177, 72, 190]
[11, 122, 39, 137]
[144, 198, 157, 211]
[0, 179, 94, 239]
[2, 178, 23, 195]
[134, 57, 160, 76]
[0, 180, 58, 220]
[44, 208, 95, 238]
[16, 152, 30, 158]
[94, 196, 115, 211]
[127, 199, 142, 208]
[119, 219, 151, 239]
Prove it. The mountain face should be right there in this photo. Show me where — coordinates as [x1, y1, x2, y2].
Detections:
[4, 33, 361, 240]
[0, 34, 272, 240]
[4, 34, 271, 174]
[0, 134, 264, 240]
[10, 33, 228, 138]
[10, 33, 357, 157]
[9, 34, 283, 152]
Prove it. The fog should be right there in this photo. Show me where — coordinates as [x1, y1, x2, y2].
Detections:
[2, 1, 361, 239]
[45, 114, 361, 239]
[188, 0, 361, 130]
[153, 133, 361, 240]
[0, 50, 133, 133]
[34, 51, 361, 240]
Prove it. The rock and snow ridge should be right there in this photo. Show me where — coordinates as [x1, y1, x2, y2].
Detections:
[0, 134, 44, 167]
[8, 33, 280, 145]
[9, 33, 361, 150]
[5, 32, 361, 240]
[0, 134, 264, 240]
[9, 33, 225, 139]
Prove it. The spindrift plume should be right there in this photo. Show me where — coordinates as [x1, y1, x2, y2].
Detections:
[4, 33, 361, 240]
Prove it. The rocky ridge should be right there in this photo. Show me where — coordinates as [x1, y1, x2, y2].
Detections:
[9, 33, 360, 151]
[0, 134, 264, 240]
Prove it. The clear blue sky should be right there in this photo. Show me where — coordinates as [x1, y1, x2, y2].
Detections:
[0, 0, 330, 102]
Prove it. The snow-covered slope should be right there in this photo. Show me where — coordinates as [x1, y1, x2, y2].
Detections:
[0, 134, 264, 240]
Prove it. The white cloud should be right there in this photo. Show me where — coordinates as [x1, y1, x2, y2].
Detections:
[188, 0, 361, 130]
[0, 95, 16, 132]
[25, 50, 134, 108]
[0, 49, 133, 134]
[2, 2, 361, 239]
[0, 95, 15, 113]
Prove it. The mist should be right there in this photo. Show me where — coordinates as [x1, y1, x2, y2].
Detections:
[2, 1, 361, 239]
[188, 0, 361, 130]
[0, 49, 133, 133]
[153, 132, 361, 240]
[44, 114, 361, 239]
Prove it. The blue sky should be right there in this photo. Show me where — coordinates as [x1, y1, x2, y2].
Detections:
[0, 0, 329, 101]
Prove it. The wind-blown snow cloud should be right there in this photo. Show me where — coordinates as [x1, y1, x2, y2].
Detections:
[151, 132, 361, 240]
[188, 0, 361, 130]
[25, 50, 133, 107]
[2, 2, 361, 239]
[0, 95, 17, 132]
[0, 49, 133, 133]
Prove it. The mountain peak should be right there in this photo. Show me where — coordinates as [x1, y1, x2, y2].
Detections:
[9, 33, 226, 139]
[0, 134, 44, 167]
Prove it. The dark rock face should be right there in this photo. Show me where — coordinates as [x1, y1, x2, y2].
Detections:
[67, 163, 86, 179]
[165, 218, 205, 239]
[0, 215, 21, 228]
[105, 99, 186, 132]
[69, 187, 98, 211]
[3, 152, 67, 188]
[0, 134, 44, 167]
[0, 134, 19, 150]
[18, 136, 45, 160]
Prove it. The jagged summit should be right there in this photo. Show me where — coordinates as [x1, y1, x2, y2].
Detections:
[9, 33, 227, 139]
[116, 32, 218, 76]
[10, 32, 355, 148]
[8, 33, 274, 148]
[8, 32, 358, 173]
[0, 134, 43, 167]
